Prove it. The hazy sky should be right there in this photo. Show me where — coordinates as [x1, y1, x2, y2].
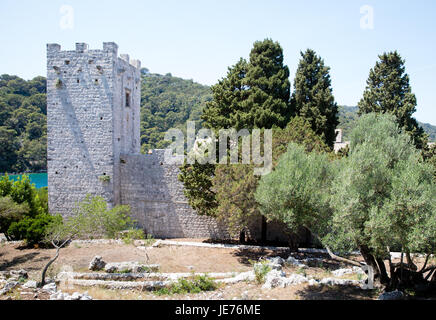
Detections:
[0, 0, 435, 124]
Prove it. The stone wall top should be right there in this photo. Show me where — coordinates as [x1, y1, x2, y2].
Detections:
[46, 42, 141, 70]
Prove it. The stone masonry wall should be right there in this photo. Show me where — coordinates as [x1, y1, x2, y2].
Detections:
[119, 150, 229, 239]
[47, 42, 291, 242]
[47, 42, 141, 216]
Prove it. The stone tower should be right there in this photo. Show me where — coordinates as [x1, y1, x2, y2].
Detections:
[47, 42, 141, 216]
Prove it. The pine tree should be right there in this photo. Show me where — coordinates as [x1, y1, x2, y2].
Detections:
[202, 58, 249, 131]
[358, 51, 427, 149]
[202, 39, 292, 131]
[291, 49, 339, 149]
[182, 39, 292, 242]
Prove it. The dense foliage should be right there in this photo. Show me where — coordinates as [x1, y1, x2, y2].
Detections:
[180, 39, 293, 221]
[0, 174, 52, 244]
[358, 52, 428, 149]
[338, 105, 435, 143]
[211, 117, 330, 238]
[0, 75, 47, 173]
[1, 64, 435, 174]
[291, 49, 339, 149]
[140, 71, 211, 153]
[256, 114, 436, 288]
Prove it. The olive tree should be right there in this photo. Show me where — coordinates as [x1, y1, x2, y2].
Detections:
[256, 113, 436, 290]
[40, 195, 134, 286]
[255, 143, 341, 253]
[328, 114, 436, 288]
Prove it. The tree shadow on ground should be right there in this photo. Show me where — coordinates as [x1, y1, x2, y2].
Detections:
[232, 248, 290, 266]
[0, 252, 42, 271]
[296, 284, 379, 300]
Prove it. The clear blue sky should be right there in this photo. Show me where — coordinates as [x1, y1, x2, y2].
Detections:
[1, 0, 435, 125]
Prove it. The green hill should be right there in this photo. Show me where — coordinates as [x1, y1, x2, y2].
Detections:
[338, 105, 436, 142]
[0, 74, 47, 173]
[1, 72, 434, 173]
[139, 69, 212, 153]
[0, 71, 212, 172]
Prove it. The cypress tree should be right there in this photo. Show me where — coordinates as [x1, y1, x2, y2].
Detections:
[243, 39, 291, 129]
[291, 49, 339, 149]
[202, 58, 249, 131]
[358, 51, 427, 149]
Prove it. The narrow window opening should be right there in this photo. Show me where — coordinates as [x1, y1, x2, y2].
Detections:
[125, 90, 131, 107]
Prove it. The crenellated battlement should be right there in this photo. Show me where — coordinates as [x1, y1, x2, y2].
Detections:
[46, 42, 141, 70]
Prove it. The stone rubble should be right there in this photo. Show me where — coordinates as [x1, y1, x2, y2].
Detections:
[42, 282, 57, 294]
[378, 290, 404, 300]
[50, 290, 93, 301]
[0, 280, 19, 295]
[104, 262, 160, 273]
[88, 256, 106, 271]
[22, 280, 38, 289]
[259, 256, 366, 290]
[332, 267, 365, 277]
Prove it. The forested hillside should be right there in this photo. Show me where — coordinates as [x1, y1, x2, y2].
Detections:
[139, 70, 211, 153]
[338, 105, 436, 142]
[0, 71, 212, 173]
[0, 75, 47, 173]
[1, 73, 434, 173]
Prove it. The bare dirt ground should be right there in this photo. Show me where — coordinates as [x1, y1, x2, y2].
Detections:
[0, 239, 432, 300]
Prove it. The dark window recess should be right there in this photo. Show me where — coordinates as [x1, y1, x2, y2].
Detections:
[125, 90, 131, 107]
[77, 79, 80, 83]
[65, 60, 70, 65]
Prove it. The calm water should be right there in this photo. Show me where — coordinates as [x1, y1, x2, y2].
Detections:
[8, 173, 48, 189]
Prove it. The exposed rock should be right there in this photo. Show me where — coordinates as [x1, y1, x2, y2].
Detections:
[0, 269, 28, 280]
[241, 291, 249, 300]
[42, 282, 57, 293]
[49, 290, 93, 300]
[89, 256, 106, 271]
[10, 269, 28, 279]
[262, 270, 310, 289]
[308, 279, 320, 286]
[266, 257, 285, 266]
[67, 278, 168, 291]
[217, 271, 255, 284]
[104, 262, 159, 273]
[0, 280, 19, 295]
[50, 291, 66, 300]
[319, 277, 361, 286]
[378, 290, 404, 301]
[23, 280, 38, 289]
[285, 256, 307, 268]
[332, 267, 364, 277]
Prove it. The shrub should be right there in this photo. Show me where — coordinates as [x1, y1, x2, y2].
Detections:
[252, 260, 271, 284]
[8, 213, 60, 245]
[119, 228, 145, 244]
[73, 195, 134, 239]
[155, 275, 217, 295]
[0, 175, 51, 243]
[0, 196, 29, 237]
